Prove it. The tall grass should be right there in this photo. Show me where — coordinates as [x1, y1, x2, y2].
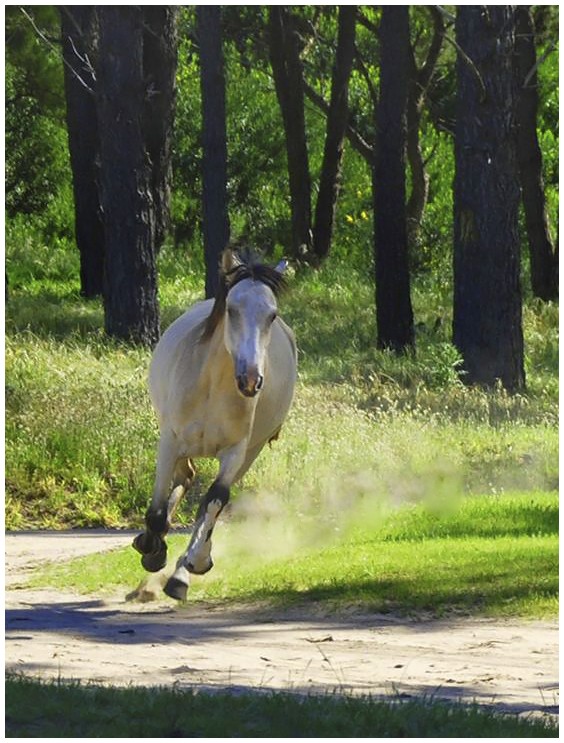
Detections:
[5, 239, 559, 530]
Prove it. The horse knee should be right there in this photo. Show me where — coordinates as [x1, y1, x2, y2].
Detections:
[198, 481, 230, 519]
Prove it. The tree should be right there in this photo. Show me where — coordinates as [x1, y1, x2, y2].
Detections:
[269, 6, 312, 259]
[197, 6, 230, 299]
[96, 6, 160, 346]
[373, 6, 414, 353]
[60, 6, 104, 298]
[406, 6, 445, 251]
[142, 7, 179, 253]
[514, 6, 558, 301]
[453, 6, 525, 391]
[311, 6, 357, 264]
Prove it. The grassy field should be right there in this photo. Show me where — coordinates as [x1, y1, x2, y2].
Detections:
[5, 240, 559, 738]
[33, 489, 558, 618]
[5, 245, 558, 532]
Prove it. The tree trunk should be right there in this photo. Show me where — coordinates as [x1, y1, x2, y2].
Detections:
[60, 6, 104, 298]
[269, 7, 312, 259]
[311, 6, 357, 264]
[142, 7, 178, 253]
[197, 6, 230, 299]
[97, 6, 160, 346]
[453, 6, 524, 392]
[514, 5, 558, 301]
[373, 6, 414, 353]
[406, 7, 444, 252]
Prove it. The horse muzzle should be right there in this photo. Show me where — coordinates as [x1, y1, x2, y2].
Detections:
[236, 370, 264, 398]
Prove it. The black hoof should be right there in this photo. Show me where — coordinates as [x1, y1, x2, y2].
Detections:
[164, 577, 188, 602]
[133, 531, 157, 555]
[141, 546, 168, 573]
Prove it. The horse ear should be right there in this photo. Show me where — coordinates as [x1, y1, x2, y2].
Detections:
[274, 259, 288, 274]
[220, 248, 242, 277]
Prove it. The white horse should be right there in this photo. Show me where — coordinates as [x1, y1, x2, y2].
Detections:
[133, 248, 297, 601]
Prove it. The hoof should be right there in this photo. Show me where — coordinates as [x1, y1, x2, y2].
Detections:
[164, 577, 188, 602]
[187, 557, 214, 575]
[141, 544, 168, 573]
[133, 531, 157, 555]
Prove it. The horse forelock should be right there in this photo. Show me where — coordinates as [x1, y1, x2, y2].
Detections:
[200, 254, 287, 343]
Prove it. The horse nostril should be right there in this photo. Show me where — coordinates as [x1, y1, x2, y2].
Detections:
[256, 374, 264, 391]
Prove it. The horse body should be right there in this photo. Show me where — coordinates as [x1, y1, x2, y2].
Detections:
[134, 249, 297, 601]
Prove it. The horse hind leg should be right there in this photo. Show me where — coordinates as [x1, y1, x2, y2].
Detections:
[167, 457, 195, 523]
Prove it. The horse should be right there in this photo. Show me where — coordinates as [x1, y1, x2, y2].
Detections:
[133, 247, 297, 601]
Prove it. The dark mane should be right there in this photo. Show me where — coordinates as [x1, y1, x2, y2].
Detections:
[200, 251, 287, 343]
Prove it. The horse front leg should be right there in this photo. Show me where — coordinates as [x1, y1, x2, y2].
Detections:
[164, 440, 247, 601]
[133, 432, 194, 573]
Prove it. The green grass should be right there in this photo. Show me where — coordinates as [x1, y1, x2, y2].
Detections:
[34, 491, 558, 619]
[6, 237, 559, 620]
[5, 676, 558, 737]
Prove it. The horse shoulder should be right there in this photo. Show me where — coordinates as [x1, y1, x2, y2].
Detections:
[149, 299, 214, 416]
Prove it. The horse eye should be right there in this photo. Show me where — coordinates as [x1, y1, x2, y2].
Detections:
[269, 312, 277, 324]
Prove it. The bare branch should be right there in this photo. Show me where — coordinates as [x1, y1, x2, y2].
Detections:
[523, 41, 556, 88]
[303, 80, 374, 163]
[20, 7, 95, 95]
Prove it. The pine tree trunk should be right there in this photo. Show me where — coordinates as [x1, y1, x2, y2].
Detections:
[373, 6, 414, 353]
[269, 7, 312, 259]
[453, 6, 525, 391]
[311, 6, 357, 264]
[97, 6, 160, 346]
[197, 6, 230, 299]
[514, 6, 558, 301]
[142, 7, 178, 254]
[60, 6, 104, 298]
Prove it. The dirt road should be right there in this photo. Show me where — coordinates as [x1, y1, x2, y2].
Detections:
[5, 531, 559, 719]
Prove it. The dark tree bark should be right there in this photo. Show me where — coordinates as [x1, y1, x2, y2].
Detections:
[514, 6, 558, 301]
[269, 6, 312, 259]
[311, 6, 357, 264]
[197, 6, 230, 299]
[406, 6, 444, 251]
[96, 6, 160, 346]
[453, 6, 525, 392]
[60, 6, 104, 298]
[142, 7, 178, 253]
[373, 6, 414, 353]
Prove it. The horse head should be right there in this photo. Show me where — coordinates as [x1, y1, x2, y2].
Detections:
[220, 248, 287, 398]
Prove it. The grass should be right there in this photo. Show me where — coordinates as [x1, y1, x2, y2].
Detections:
[34, 490, 558, 619]
[6, 238, 559, 620]
[5, 676, 558, 737]
[5, 225, 559, 739]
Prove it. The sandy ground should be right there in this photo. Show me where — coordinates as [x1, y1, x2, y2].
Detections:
[5, 530, 559, 720]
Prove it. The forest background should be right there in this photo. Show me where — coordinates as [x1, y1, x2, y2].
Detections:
[4, 6, 559, 535]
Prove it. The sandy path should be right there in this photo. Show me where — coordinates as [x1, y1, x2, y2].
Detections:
[5, 531, 559, 719]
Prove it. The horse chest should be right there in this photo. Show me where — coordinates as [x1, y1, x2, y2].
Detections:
[175, 392, 253, 458]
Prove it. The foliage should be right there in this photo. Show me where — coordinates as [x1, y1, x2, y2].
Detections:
[5, 8, 71, 220]
[6, 676, 558, 738]
[5, 5, 559, 276]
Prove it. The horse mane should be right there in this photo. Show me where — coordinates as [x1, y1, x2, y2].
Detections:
[200, 249, 287, 343]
